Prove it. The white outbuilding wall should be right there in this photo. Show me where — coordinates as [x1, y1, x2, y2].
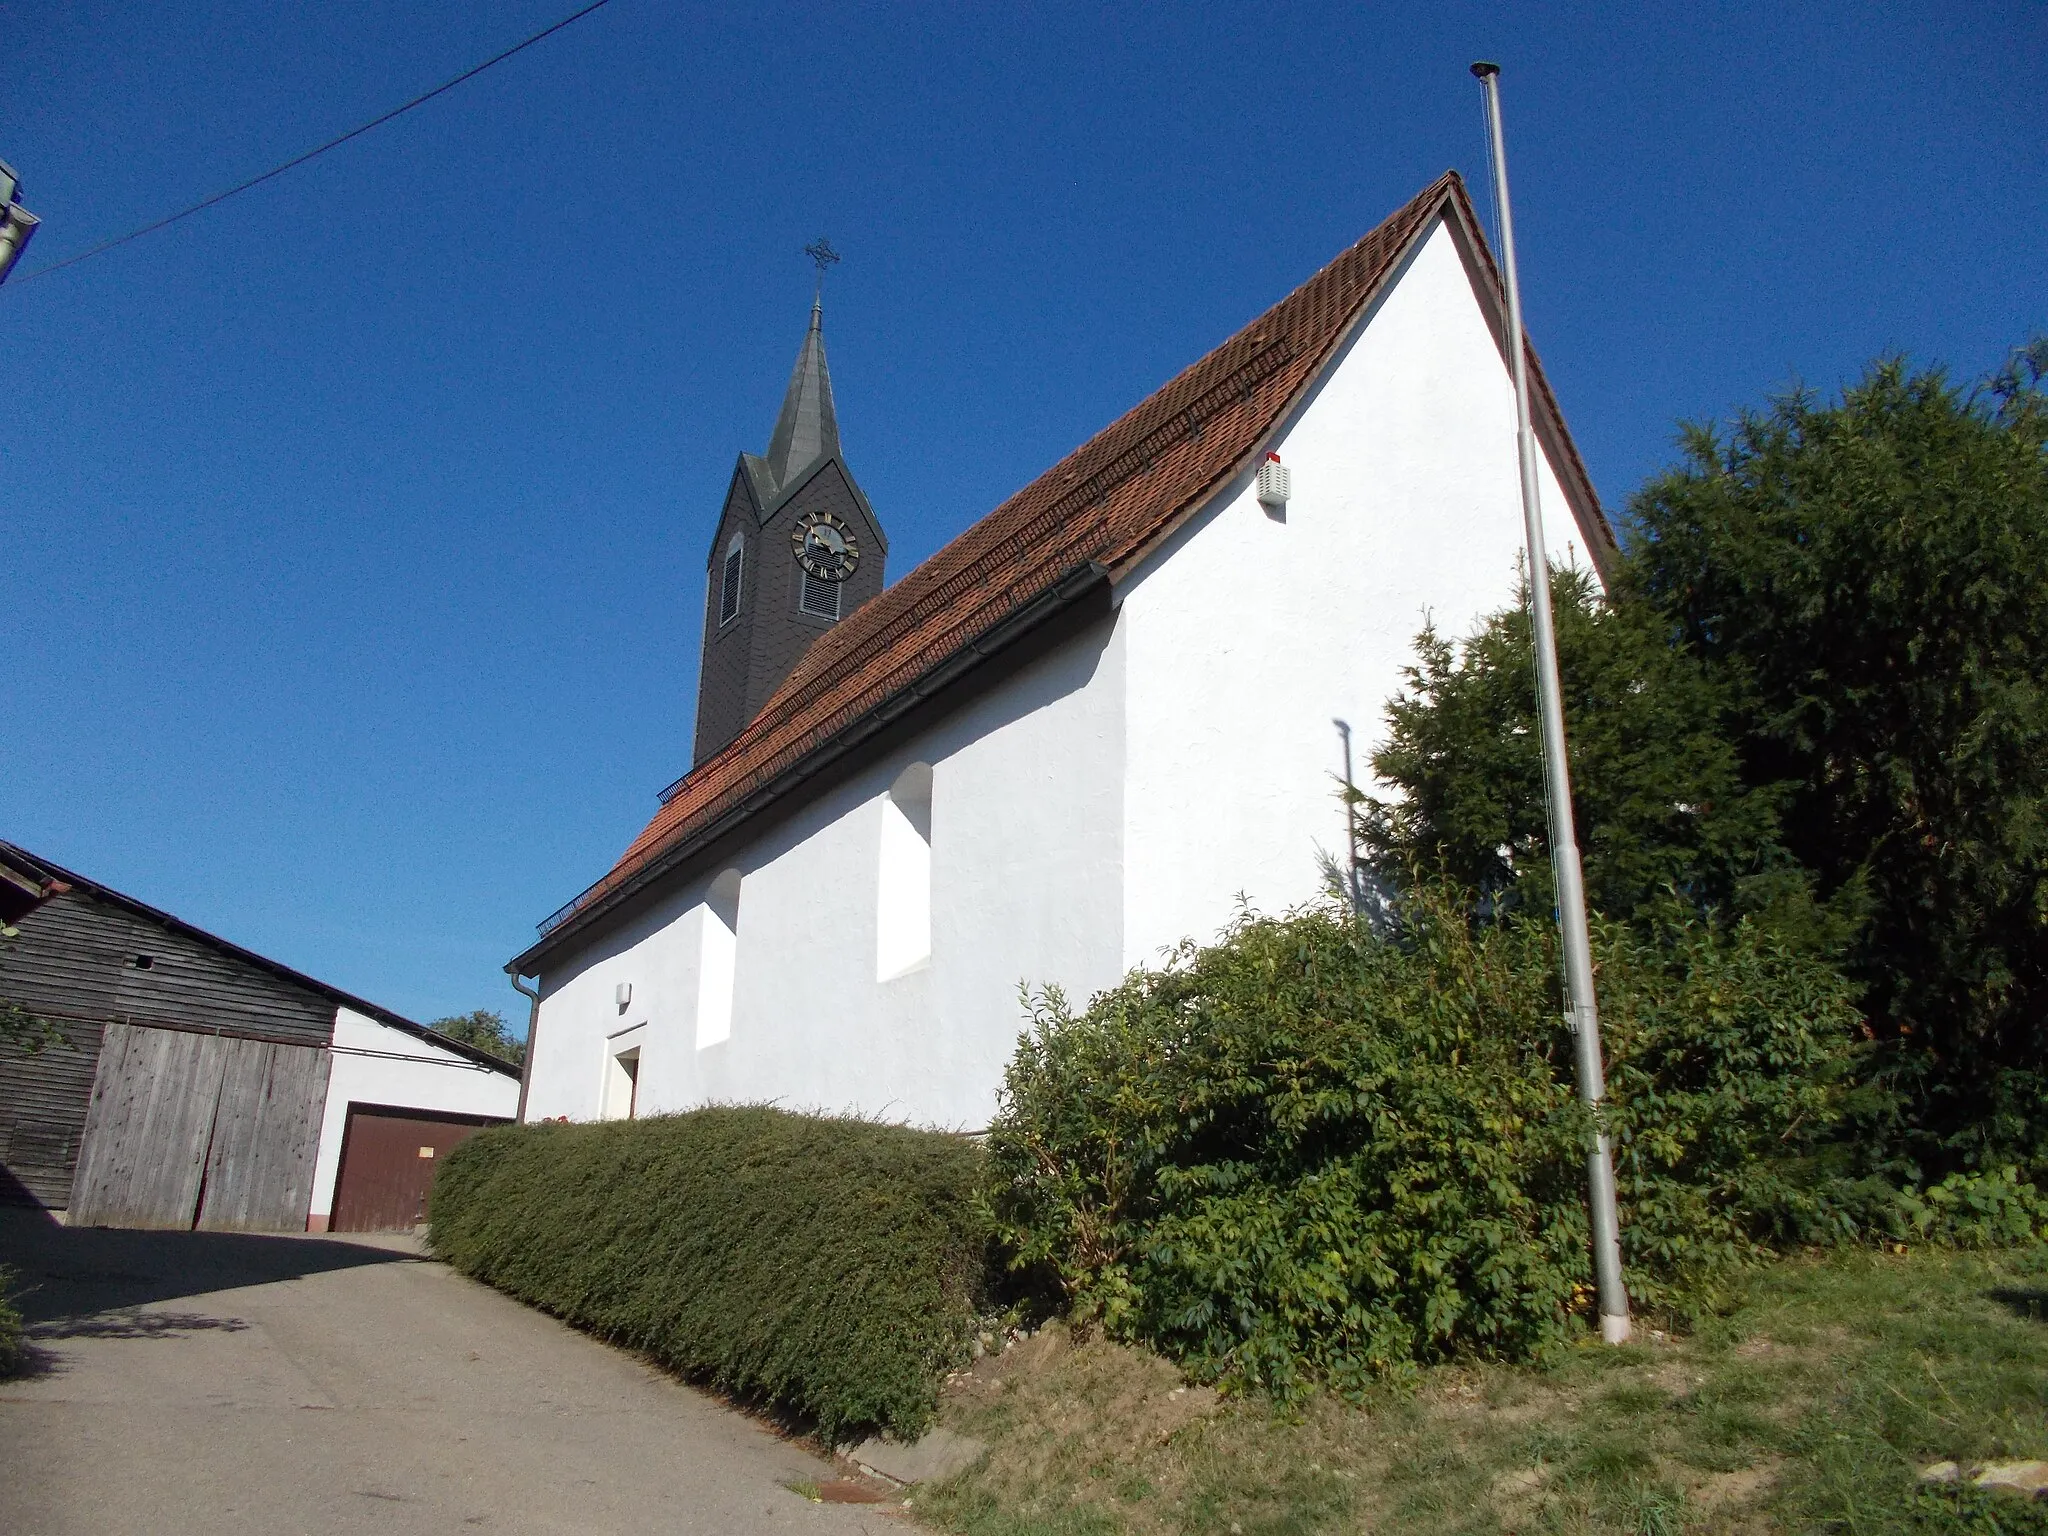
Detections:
[524, 211, 1600, 1134]
[308, 1006, 521, 1227]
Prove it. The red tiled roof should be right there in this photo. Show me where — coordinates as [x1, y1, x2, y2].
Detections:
[515, 171, 1612, 968]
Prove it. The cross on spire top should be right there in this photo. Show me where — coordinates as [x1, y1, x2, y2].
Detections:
[803, 237, 840, 312]
[765, 245, 842, 488]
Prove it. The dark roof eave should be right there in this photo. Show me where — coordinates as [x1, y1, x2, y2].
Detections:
[508, 560, 1111, 975]
[0, 840, 522, 1079]
[1429, 187, 1616, 576]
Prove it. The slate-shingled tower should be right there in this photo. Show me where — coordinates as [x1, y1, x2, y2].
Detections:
[692, 296, 888, 764]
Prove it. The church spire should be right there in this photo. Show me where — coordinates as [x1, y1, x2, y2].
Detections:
[692, 236, 885, 767]
[764, 239, 842, 491]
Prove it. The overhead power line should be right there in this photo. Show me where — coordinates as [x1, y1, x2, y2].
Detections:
[10, 0, 615, 287]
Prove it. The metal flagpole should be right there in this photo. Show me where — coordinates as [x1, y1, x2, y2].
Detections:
[1470, 60, 1631, 1345]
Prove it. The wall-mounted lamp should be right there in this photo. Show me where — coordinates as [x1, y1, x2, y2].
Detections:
[615, 982, 632, 1012]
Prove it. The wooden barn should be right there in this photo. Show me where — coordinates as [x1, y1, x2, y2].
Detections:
[0, 842, 520, 1232]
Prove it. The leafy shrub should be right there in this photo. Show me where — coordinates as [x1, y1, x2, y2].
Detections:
[987, 887, 1863, 1397]
[427, 1008, 525, 1069]
[1896, 1167, 2048, 1249]
[0, 999, 64, 1054]
[0, 1268, 26, 1379]
[429, 1105, 986, 1441]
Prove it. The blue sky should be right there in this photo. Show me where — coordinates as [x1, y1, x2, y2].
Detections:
[5, 2, 2042, 1028]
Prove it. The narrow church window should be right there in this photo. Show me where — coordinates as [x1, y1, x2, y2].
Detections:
[876, 763, 932, 980]
[696, 868, 742, 1048]
[799, 569, 840, 620]
[719, 535, 745, 624]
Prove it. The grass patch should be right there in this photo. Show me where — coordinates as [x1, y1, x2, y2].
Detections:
[915, 1244, 2048, 1534]
[428, 1105, 986, 1442]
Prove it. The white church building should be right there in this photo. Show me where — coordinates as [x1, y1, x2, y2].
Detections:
[511, 172, 1616, 1132]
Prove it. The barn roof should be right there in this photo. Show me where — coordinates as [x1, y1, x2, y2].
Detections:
[513, 170, 1613, 972]
[0, 841, 522, 1078]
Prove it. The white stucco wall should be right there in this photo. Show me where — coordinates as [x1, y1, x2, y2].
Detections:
[524, 614, 1125, 1132]
[525, 211, 1602, 1134]
[308, 1007, 521, 1222]
[1117, 214, 1594, 965]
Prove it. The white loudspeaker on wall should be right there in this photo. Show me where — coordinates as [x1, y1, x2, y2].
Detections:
[1256, 452, 1291, 509]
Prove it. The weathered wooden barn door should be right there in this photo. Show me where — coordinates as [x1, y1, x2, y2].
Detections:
[68, 1024, 227, 1227]
[69, 1024, 331, 1231]
[193, 1038, 331, 1231]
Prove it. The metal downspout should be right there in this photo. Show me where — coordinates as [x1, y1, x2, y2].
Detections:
[510, 973, 540, 1123]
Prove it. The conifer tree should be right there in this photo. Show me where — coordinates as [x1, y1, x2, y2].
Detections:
[1361, 345, 2048, 1165]
[1359, 567, 1831, 946]
[1626, 345, 2048, 1156]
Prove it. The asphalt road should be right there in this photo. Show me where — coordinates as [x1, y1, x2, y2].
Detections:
[0, 1208, 895, 1535]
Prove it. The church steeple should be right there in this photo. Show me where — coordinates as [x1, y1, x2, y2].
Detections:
[761, 296, 840, 493]
[691, 247, 888, 767]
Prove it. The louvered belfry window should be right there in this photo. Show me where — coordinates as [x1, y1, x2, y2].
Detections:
[719, 535, 744, 624]
[799, 570, 840, 620]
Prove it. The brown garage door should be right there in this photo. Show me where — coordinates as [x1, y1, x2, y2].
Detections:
[328, 1104, 507, 1233]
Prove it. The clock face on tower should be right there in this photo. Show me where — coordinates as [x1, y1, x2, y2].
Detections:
[792, 510, 860, 581]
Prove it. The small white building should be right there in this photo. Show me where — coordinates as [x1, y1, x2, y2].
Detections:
[308, 1006, 523, 1232]
[511, 172, 1616, 1133]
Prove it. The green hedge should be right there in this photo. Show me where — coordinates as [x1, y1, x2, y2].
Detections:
[429, 1105, 986, 1441]
[987, 887, 1868, 1397]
